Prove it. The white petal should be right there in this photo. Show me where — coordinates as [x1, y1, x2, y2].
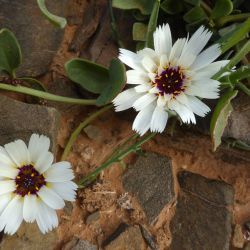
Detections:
[4, 140, 30, 166]
[28, 134, 50, 164]
[149, 86, 160, 94]
[179, 26, 212, 67]
[0, 180, 15, 195]
[0, 163, 18, 178]
[148, 72, 156, 81]
[113, 88, 143, 112]
[23, 195, 38, 223]
[38, 186, 65, 209]
[45, 161, 74, 183]
[169, 99, 196, 124]
[0, 146, 15, 166]
[160, 54, 169, 68]
[133, 93, 157, 111]
[36, 202, 58, 234]
[137, 48, 159, 64]
[0, 195, 23, 235]
[134, 84, 151, 93]
[141, 56, 157, 73]
[193, 60, 229, 80]
[119, 49, 144, 71]
[34, 152, 54, 174]
[157, 95, 167, 107]
[0, 194, 12, 214]
[169, 38, 186, 63]
[150, 106, 168, 133]
[154, 23, 172, 57]
[132, 104, 155, 136]
[191, 44, 221, 70]
[126, 70, 149, 85]
[186, 95, 211, 117]
[51, 181, 77, 202]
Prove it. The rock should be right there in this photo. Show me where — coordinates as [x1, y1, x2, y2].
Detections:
[139, 225, 158, 250]
[224, 93, 250, 144]
[170, 171, 234, 250]
[0, 223, 57, 250]
[122, 153, 174, 223]
[232, 224, 245, 248]
[84, 125, 104, 142]
[0, 95, 60, 153]
[104, 225, 145, 250]
[86, 211, 100, 225]
[63, 238, 98, 250]
[0, 0, 68, 77]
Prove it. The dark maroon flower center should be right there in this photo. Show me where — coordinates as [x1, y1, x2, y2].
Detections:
[15, 165, 46, 197]
[154, 66, 185, 96]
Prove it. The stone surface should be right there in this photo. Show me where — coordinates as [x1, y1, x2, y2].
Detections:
[122, 153, 174, 223]
[0, 223, 57, 250]
[84, 125, 104, 142]
[104, 225, 145, 250]
[63, 238, 97, 250]
[170, 171, 234, 250]
[224, 93, 250, 143]
[0, 0, 68, 77]
[0, 95, 60, 152]
[232, 224, 245, 248]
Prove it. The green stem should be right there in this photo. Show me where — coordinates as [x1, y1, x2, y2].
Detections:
[213, 40, 250, 80]
[237, 82, 250, 96]
[0, 83, 96, 105]
[216, 13, 250, 28]
[229, 65, 250, 83]
[78, 132, 156, 188]
[200, 1, 212, 16]
[61, 104, 113, 161]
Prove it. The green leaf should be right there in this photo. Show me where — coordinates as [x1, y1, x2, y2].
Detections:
[211, 0, 233, 19]
[133, 22, 148, 41]
[65, 59, 109, 94]
[183, 6, 207, 23]
[0, 29, 22, 77]
[184, 0, 200, 5]
[210, 90, 238, 151]
[18, 77, 47, 92]
[37, 0, 67, 29]
[112, 0, 154, 15]
[161, 0, 184, 14]
[146, 0, 160, 49]
[96, 59, 126, 106]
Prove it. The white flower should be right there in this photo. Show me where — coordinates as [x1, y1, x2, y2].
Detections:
[113, 24, 229, 135]
[0, 134, 77, 235]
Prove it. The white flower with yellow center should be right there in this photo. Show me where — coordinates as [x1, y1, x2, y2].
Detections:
[113, 24, 229, 135]
[0, 134, 77, 235]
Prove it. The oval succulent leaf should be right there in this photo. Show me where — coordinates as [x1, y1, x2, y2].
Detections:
[96, 59, 126, 106]
[0, 29, 22, 77]
[133, 22, 148, 41]
[210, 89, 238, 152]
[161, 0, 184, 15]
[184, 6, 207, 23]
[211, 0, 233, 19]
[65, 59, 110, 94]
[37, 0, 67, 29]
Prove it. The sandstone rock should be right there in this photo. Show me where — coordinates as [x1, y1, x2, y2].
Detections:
[122, 153, 174, 223]
[104, 225, 145, 250]
[63, 238, 98, 250]
[170, 171, 234, 250]
[84, 125, 104, 142]
[0, 95, 60, 152]
[232, 224, 245, 248]
[0, 0, 68, 77]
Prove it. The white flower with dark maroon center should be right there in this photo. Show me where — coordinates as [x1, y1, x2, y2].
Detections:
[113, 24, 229, 135]
[0, 134, 77, 235]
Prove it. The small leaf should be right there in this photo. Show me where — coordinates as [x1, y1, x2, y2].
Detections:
[0, 29, 22, 77]
[211, 0, 233, 19]
[112, 0, 155, 15]
[37, 0, 67, 29]
[133, 22, 148, 41]
[161, 0, 184, 15]
[96, 59, 126, 106]
[18, 77, 47, 92]
[184, 6, 207, 23]
[146, 0, 161, 49]
[65, 59, 109, 94]
[184, 0, 201, 5]
[210, 90, 238, 151]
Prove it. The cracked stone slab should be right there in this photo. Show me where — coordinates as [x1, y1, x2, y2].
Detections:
[122, 152, 174, 223]
[0, 95, 60, 153]
[170, 171, 234, 250]
[0, 0, 68, 77]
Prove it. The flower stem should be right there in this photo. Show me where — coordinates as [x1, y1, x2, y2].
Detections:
[61, 104, 113, 161]
[0, 83, 96, 105]
[216, 13, 250, 28]
[237, 82, 250, 96]
[78, 132, 156, 188]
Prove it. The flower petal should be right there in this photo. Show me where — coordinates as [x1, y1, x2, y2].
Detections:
[23, 195, 38, 223]
[4, 139, 30, 166]
[186, 95, 211, 117]
[34, 151, 54, 174]
[132, 103, 155, 136]
[50, 181, 77, 202]
[119, 49, 144, 71]
[169, 38, 186, 63]
[134, 84, 151, 93]
[126, 70, 149, 85]
[38, 186, 65, 209]
[0, 163, 18, 179]
[0, 146, 15, 166]
[0, 193, 12, 214]
[0, 180, 15, 196]
[133, 93, 157, 111]
[150, 106, 168, 133]
[44, 161, 74, 182]
[141, 56, 158, 73]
